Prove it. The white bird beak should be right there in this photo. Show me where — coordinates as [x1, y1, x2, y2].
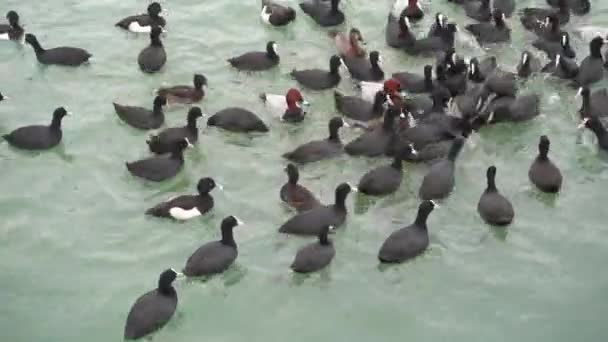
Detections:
[216, 183, 224, 190]
[171, 268, 185, 278]
[410, 144, 418, 156]
[522, 53, 528, 65]
[578, 118, 589, 129]
[430, 200, 440, 208]
[66, 111, 72, 116]
[342, 120, 350, 128]
[235, 217, 244, 226]
[576, 87, 583, 97]
[301, 100, 310, 106]
[184, 138, 193, 147]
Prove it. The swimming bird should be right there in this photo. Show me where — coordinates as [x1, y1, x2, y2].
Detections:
[207, 107, 269, 133]
[113, 95, 167, 130]
[146, 107, 203, 154]
[343, 51, 384, 82]
[126, 138, 191, 182]
[392, 65, 434, 94]
[0, 91, 6, 102]
[116, 2, 166, 33]
[279, 183, 355, 236]
[577, 86, 608, 119]
[124, 269, 179, 340]
[3, 107, 69, 150]
[528, 135, 562, 193]
[427, 12, 448, 38]
[516, 51, 541, 78]
[493, 0, 515, 17]
[0, 11, 24, 41]
[228, 41, 279, 71]
[283, 117, 347, 164]
[290, 225, 335, 273]
[333, 28, 366, 58]
[404, 23, 457, 56]
[572, 36, 605, 88]
[260, 88, 309, 123]
[345, 104, 403, 157]
[386, 11, 416, 48]
[156, 74, 207, 104]
[533, 32, 576, 59]
[24, 34, 91, 66]
[260, 0, 296, 26]
[466, 9, 511, 45]
[578, 117, 608, 151]
[533, 14, 565, 42]
[334, 90, 387, 123]
[359, 78, 403, 103]
[299, 0, 344, 27]
[357, 144, 417, 196]
[138, 26, 166, 73]
[467, 56, 497, 83]
[486, 94, 540, 123]
[542, 54, 579, 80]
[419, 137, 465, 200]
[402, 0, 424, 20]
[478, 166, 514, 226]
[183, 216, 243, 277]
[547, 0, 590, 16]
[146, 177, 218, 220]
[378, 200, 437, 263]
[465, 0, 491, 22]
[290, 55, 343, 90]
[280, 163, 321, 212]
[521, 0, 569, 31]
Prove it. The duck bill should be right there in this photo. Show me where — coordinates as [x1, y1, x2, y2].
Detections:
[577, 118, 589, 129]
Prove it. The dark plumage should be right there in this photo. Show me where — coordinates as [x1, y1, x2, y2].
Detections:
[147, 107, 203, 154]
[467, 56, 497, 83]
[517, 51, 541, 78]
[572, 37, 605, 88]
[520, 0, 569, 31]
[542, 54, 579, 80]
[392, 65, 434, 94]
[146, 177, 217, 220]
[404, 23, 457, 56]
[116, 2, 166, 32]
[419, 137, 465, 200]
[228, 41, 279, 71]
[113, 95, 167, 130]
[3, 107, 69, 150]
[0, 91, 6, 102]
[357, 145, 417, 196]
[261, 0, 296, 26]
[345, 105, 402, 157]
[465, 0, 491, 22]
[280, 163, 321, 212]
[578, 117, 608, 151]
[547, 0, 589, 16]
[124, 269, 179, 340]
[378, 200, 437, 263]
[334, 90, 387, 123]
[157, 74, 207, 104]
[577, 87, 608, 119]
[533, 32, 576, 59]
[299, 0, 344, 27]
[138, 26, 166, 73]
[279, 183, 355, 236]
[465, 9, 511, 45]
[343, 51, 384, 82]
[478, 166, 514, 226]
[0, 11, 24, 41]
[402, 0, 424, 20]
[529, 135, 562, 193]
[386, 12, 416, 48]
[291, 55, 343, 90]
[487, 94, 540, 123]
[493, 0, 515, 17]
[183, 216, 243, 277]
[126, 139, 191, 182]
[24, 34, 92, 66]
[283, 117, 347, 164]
[290, 225, 335, 273]
[207, 107, 269, 133]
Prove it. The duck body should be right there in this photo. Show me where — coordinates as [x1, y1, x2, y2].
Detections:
[343, 51, 384, 82]
[280, 163, 321, 212]
[529, 136, 562, 193]
[261, 0, 296, 26]
[290, 55, 342, 90]
[147, 108, 202, 154]
[488, 94, 540, 123]
[157, 74, 207, 105]
[290, 226, 335, 273]
[138, 27, 166, 73]
[386, 13, 415, 48]
[207, 108, 268, 133]
[418, 137, 464, 200]
[25, 34, 91, 66]
[126, 140, 190, 182]
[113, 96, 166, 130]
[533, 33, 576, 59]
[117, 2, 165, 33]
[283, 117, 346, 163]
[465, 11, 511, 45]
[478, 166, 514, 226]
[147, 194, 213, 220]
[3, 107, 68, 150]
[0, 11, 24, 40]
[299, 0, 344, 27]
[345, 106, 401, 157]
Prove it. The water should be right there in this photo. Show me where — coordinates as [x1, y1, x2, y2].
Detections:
[1, 0, 608, 341]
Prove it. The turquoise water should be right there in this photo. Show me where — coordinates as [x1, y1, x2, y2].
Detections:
[2, 0, 608, 341]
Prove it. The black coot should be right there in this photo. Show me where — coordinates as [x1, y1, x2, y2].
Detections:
[517, 50, 541, 78]
[334, 90, 387, 123]
[468, 56, 497, 83]
[577, 86, 608, 119]
[299, 0, 344, 27]
[478, 166, 514, 226]
[533, 32, 575, 59]
[419, 137, 465, 200]
[113, 95, 167, 130]
[146, 177, 217, 220]
[261, 0, 296, 26]
[542, 54, 579, 80]
[279, 183, 355, 236]
[578, 117, 608, 151]
[147, 107, 203, 154]
[343, 51, 384, 82]
[157, 74, 207, 104]
[126, 139, 191, 182]
[283, 117, 347, 164]
[345, 104, 402, 157]
[378, 200, 437, 263]
[404, 23, 457, 56]
[466, 9, 511, 45]
[386, 12, 416, 48]
[465, 0, 491, 22]
[124, 269, 179, 340]
[183, 216, 243, 277]
[207, 107, 268, 133]
[572, 36, 605, 88]
[521, 0, 569, 31]
[291, 55, 343, 90]
[487, 94, 540, 123]
[228, 41, 279, 71]
[138, 27, 166, 73]
[116, 2, 166, 32]
[24, 34, 92, 66]
[529, 135, 562, 193]
[0, 11, 24, 41]
[280, 163, 321, 212]
[357, 144, 417, 196]
[290, 225, 335, 273]
[547, 0, 590, 16]
[3, 107, 69, 150]
[393, 65, 434, 94]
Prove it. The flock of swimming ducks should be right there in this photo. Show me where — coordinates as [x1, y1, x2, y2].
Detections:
[0, 0, 605, 339]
